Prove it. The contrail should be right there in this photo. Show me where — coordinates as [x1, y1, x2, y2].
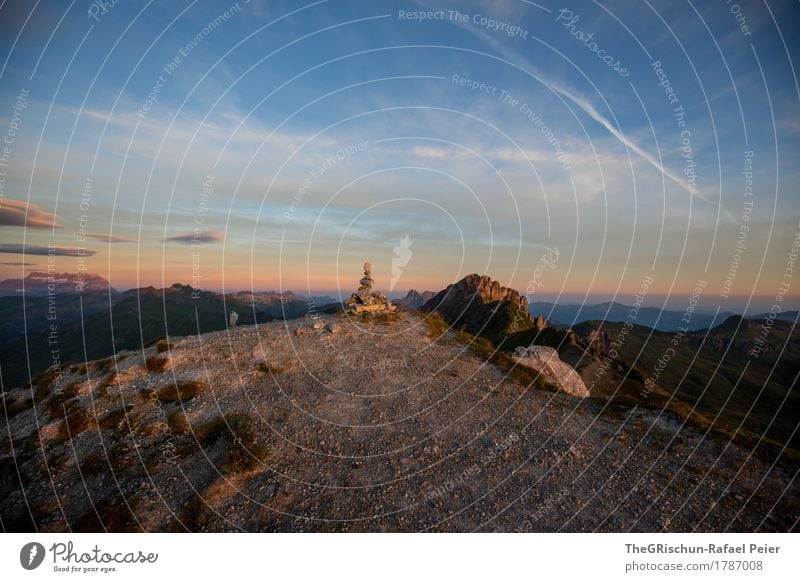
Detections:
[435, 5, 728, 215]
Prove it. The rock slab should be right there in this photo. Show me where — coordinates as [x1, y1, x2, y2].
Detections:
[511, 345, 590, 398]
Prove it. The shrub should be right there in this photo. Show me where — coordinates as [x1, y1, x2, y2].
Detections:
[54, 407, 92, 442]
[97, 405, 134, 431]
[167, 409, 189, 435]
[144, 356, 170, 373]
[45, 381, 83, 418]
[1, 391, 33, 421]
[92, 356, 116, 373]
[156, 341, 175, 353]
[155, 380, 204, 403]
[32, 368, 62, 400]
[256, 361, 288, 375]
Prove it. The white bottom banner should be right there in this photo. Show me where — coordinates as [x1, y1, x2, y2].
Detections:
[1, 533, 796, 581]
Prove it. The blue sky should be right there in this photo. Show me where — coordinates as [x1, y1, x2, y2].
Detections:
[0, 0, 798, 311]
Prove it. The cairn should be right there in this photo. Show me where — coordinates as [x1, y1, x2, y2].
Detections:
[346, 262, 396, 314]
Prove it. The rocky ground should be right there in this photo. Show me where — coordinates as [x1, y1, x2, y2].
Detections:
[1, 311, 797, 532]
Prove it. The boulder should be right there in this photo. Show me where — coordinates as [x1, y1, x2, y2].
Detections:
[511, 345, 590, 398]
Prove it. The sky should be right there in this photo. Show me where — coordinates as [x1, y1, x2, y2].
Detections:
[0, 0, 798, 312]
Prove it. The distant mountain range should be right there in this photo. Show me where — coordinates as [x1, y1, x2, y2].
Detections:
[0, 271, 114, 295]
[0, 274, 337, 388]
[394, 289, 435, 309]
[529, 300, 798, 332]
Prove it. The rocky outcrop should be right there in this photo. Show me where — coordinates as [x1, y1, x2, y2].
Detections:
[511, 345, 590, 398]
[420, 274, 533, 340]
[345, 262, 395, 314]
[585, 328, 610, 354]
[395, 289, 436, 310]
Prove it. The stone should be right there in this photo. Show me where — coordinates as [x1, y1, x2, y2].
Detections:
[229, 311, 239, 327]
[511, 345, 590, 398]
[312, 321, 325, 330]
[345, 261, 396, 314]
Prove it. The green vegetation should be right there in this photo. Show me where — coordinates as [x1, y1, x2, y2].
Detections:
[421, 311, 449, 339]
[454, 329, 555, 393]
[572, 319, 800, 450]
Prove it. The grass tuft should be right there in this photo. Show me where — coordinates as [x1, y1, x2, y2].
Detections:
[97, 405, 134, 431]
[156, 341, 175, 353]
[144, 355, 170, 373]
[421, 311, 450, 340]
[54, 407, 92, 442]
[256, 361, 288, 375]
[155, 380, 205, 403]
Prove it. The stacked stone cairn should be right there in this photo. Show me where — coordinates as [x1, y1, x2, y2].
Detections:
[346, 262, 396, 314]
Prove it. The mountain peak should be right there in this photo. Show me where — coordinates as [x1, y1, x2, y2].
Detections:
[0, 271, 114, 295]
[420, 274, 533, 340]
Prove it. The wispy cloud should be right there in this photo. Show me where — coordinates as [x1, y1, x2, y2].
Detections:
[0, 199, 61, 229]
[0, 244, 96, 256]
[87, 233, 138, 243]
[164, 230, 224, 245]
[411, 146, 459, 159]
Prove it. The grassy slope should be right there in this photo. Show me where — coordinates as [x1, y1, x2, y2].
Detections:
[570, 319, 800, 449]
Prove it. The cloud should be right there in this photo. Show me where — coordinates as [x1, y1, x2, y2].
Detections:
[163, 230, 224, 245]
[411, 146, 469, 159]
[87, 233, 137, 243]
[488, 147, 553, 162]
[0, 244, 96, 256]
[0, 262, 36, 266]
[0, 199, 61, 228]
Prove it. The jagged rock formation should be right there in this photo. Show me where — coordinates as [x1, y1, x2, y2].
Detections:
[511, 345, 590, 398]
[585, 328, 610, 353]
[420, 274, 533, 341]
[395, 289, 436, 310]
[346, 262, 395, 314]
